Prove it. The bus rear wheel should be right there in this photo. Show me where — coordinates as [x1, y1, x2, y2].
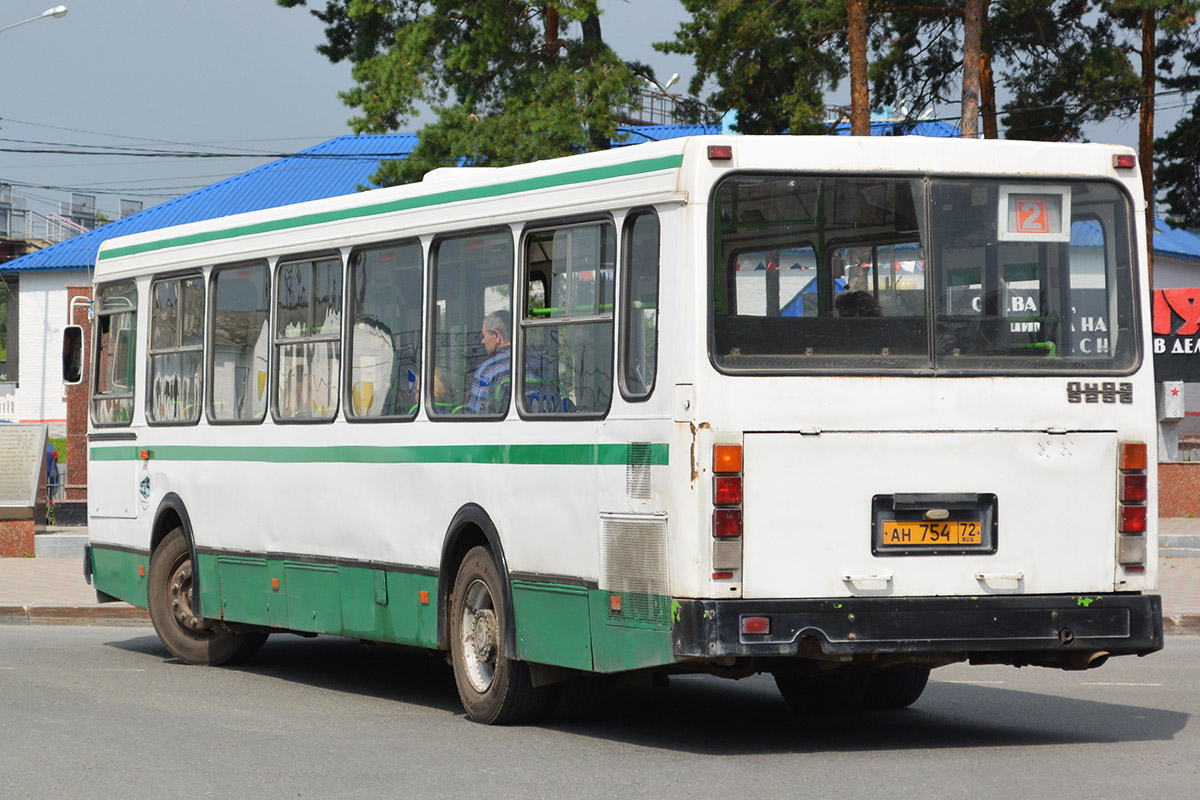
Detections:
[449, 546, 547, 724]
[774, 669, 870, 713]
[861, 666, 930, 709]
[148, 528, 266, 666]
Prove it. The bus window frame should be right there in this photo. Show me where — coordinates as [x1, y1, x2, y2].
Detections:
[206, 260, 272, 427]
[424, 227, 515, 423]
[618, 207, 661, 403]
[516, 213, 617, 421]
[343, 237, 426, 424]
[270, 250, 345, 426]
[707, 171, 1142, 378]
[145, 270, 206, 427]
[90, 279, 139, 428]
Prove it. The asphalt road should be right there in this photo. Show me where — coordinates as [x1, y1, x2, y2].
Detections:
[2, 627, 1196, 800]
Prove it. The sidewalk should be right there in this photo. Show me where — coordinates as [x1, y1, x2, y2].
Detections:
[2, 526, 1199, 633]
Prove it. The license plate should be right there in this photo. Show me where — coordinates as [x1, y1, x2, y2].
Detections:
[880, 520, 983, 547]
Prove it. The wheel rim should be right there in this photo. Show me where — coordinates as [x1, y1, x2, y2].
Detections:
[459, 578, 499, 693]
[167, 555, 213, 640]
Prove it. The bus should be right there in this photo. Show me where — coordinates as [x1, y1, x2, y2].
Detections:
[75, 135, 1163, 724]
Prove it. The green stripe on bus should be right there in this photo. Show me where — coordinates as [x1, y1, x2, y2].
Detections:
[89, 442, 669, 466]
[98, 154, 685, 261]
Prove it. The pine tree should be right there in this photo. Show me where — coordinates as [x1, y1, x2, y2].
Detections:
[278, 1, 645, 184]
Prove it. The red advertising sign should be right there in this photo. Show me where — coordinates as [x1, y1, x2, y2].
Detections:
[1153, 288, 1200, 381]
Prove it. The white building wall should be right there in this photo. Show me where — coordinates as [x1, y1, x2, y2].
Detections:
[1151, 254, 1200, 288]
[16, 269, 89, 435]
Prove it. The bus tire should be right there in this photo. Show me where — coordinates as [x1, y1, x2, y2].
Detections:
[148, 528, 267, 666]
[543, 675, 611, 723]
[861, 666, 930, 709]
[449, 546, 547, 724]
[774, 669, 870, 713]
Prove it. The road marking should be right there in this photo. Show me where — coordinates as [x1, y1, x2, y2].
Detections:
[942, 680, 1005, 685]
[83, 668, 145, 673]
[1080, 682, 1162, 687]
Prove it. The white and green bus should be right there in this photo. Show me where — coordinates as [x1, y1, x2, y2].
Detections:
[76, 136, 1162, 724]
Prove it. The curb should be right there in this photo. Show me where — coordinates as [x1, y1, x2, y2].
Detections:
[1163, 614, 1200, 636]
[0, 602, 151, 626]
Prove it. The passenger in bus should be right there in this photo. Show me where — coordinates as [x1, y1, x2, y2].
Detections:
[835, 290, 882, 317]
[467, 310, 513, 413]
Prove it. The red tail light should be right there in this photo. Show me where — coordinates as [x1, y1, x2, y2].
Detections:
[713, 508, 743, 538]
[713, 475, 743, 506]
[1120, 505, 1147, 534]
[1121, 474, 1148, 503]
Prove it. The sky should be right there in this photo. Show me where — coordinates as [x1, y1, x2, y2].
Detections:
[0, 0, 1185, 221]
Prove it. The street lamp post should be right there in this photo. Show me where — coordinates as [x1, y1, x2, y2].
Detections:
[0, 6, 68, 36]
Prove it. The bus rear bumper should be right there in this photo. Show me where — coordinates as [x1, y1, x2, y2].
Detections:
[671, 593, 1164, 662]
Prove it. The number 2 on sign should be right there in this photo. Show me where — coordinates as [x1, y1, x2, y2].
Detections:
[1014, 197, 1049, 234]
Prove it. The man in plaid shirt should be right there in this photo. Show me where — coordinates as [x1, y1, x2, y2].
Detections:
[466, 310, 513, 413]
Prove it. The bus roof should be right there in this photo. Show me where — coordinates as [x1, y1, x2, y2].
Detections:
[93, 135, 1138, 282]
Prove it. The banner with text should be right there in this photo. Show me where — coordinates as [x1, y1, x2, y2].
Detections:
[1153, 288, 1200, 381]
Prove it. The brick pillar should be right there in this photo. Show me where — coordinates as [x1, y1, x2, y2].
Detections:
[65, 286, 92, 503]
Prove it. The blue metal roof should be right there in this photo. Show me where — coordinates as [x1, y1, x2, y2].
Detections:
[2, 133, 417, 273]
[1156, 218, 1200, 262]
[614, 124, 722, 146]
[830, 119, 960, 138]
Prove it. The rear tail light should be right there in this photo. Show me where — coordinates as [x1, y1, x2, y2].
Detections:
[713, 475, 743, 506]
[1117, 441, 1148, 568]
[713, 508, 743, 538]
[741, 616, 770, 635]
[712, 442, 744, 579]
[1120, 474, 1148, 503]
[1119, 504, 1147, 533]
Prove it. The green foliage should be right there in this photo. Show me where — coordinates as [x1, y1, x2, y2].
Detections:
[656, 0, 846, 135]
[279, 1, 643, 185]
[997, 2, 1141, 141]
[1157, 99, 1200, 227]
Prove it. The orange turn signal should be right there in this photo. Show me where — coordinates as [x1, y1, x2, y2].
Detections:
[713, 444, 742, 474]
[1120, 442, 1147, 472]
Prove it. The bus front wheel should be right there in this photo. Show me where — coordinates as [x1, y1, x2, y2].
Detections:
[148, 528, 266, 666]
[449, 546, 547, 724]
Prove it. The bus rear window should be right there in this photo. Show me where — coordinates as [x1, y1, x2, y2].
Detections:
[711, 174, 1138, 374]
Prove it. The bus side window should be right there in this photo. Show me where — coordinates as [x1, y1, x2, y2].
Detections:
[147, 275, 204, 425]
[347, 241, 423, 420]
[519, 221, 615, 416]
[428, 230, 514, 418]
[620, 211, 659, 400]
[92, 281, 138, 426]
[274, 255, 343, 422]
[210, 263, 270, 423]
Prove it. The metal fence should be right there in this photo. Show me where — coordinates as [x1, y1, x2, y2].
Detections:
[0, 206, 90, 245]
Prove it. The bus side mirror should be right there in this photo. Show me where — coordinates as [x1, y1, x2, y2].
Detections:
[62, 325, 84, 385]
